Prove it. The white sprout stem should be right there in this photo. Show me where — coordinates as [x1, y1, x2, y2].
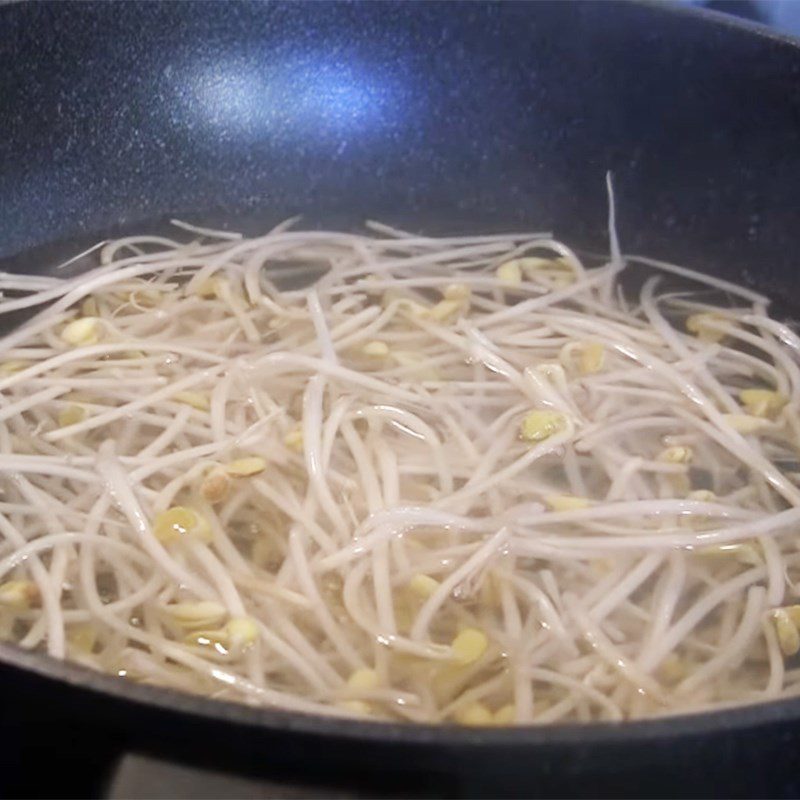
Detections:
[410, 527, 509, 641]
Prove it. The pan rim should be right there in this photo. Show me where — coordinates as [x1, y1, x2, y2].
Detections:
[3, 639, 799, 746]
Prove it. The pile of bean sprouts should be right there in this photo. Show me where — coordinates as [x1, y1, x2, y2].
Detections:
[0, 206, 799, 726]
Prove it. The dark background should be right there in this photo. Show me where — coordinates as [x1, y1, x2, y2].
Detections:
[687, 0, 800, 36]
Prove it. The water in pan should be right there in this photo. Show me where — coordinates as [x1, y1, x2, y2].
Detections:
[0, 211, 798, 726]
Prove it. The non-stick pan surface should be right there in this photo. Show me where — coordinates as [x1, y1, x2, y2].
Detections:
[2, 2, 800, 797]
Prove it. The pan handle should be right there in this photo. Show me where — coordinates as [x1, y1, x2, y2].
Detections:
[106, 752, 359, 799]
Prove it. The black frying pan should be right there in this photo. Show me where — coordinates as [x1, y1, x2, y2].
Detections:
[1, 2, 800, 797]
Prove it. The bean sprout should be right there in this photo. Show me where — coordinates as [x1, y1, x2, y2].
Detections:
[0, 215, 798, 725]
